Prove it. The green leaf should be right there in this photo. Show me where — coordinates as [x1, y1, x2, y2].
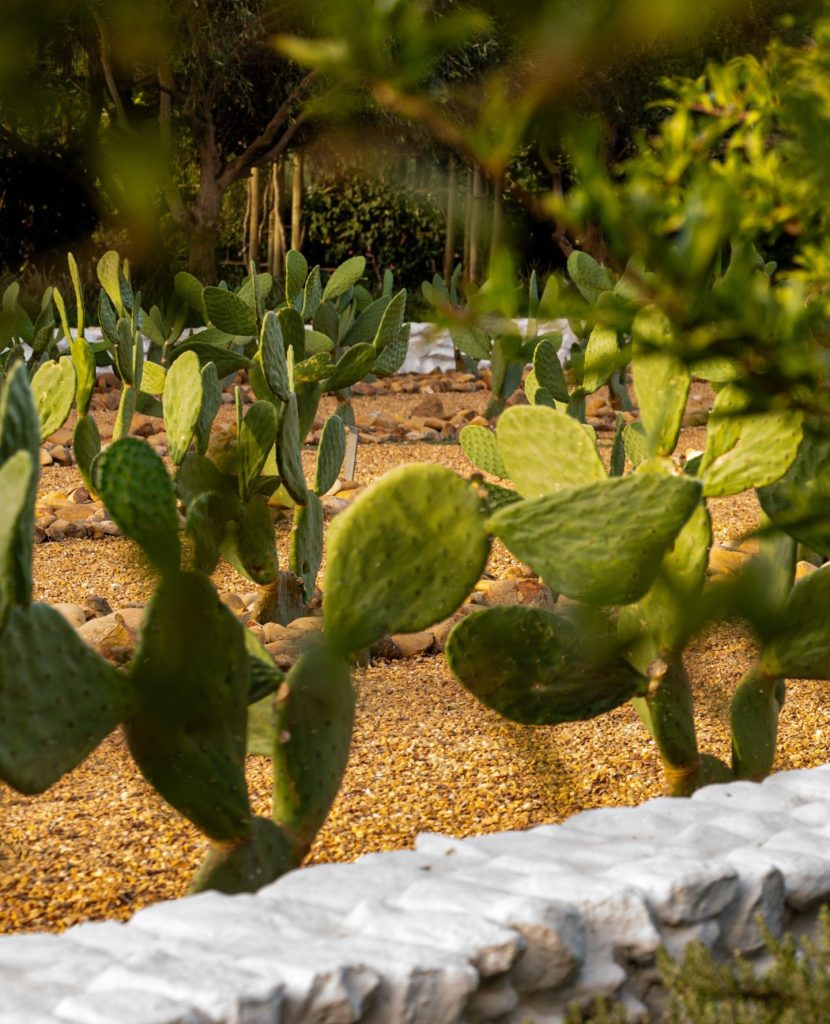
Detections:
[174, 272, 207, 319]
[450, 325, 491, 361]
[73, 415, 101, 494]
[633, 351, 690, 458]
[222, 495, 278, 585]
[0, 451, 33, 631]
[290, 491, 324, 601]
[194, 362, 222, 456]
[301, 265, 323, 320]
[69, 336, 96, 416]
[322, 256, 366, 302]
[97, 251, 124, 316]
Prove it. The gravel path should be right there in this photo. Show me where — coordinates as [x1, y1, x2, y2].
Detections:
[2, 396, 829, 934]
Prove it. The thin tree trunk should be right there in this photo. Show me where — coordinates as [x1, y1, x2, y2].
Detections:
[462, 166, 473, 283]
[443, 155, 457, 285]
[291, 151, 304, 252]
[248, 166, 261, 269]
[268, 159, 287, 276]
[468, 164, 486, 286]
[489, 170, 504, 273]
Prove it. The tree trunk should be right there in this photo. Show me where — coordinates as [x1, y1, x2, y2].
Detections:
[291, 150, 304, 252]
[489, 170, 504, 274]
[468, 164, 486, 286]
[248, 165, 261, 268]
[462, 166, 473, 283]
[268, 159, 287, 276]
[443, 155, 457, 285]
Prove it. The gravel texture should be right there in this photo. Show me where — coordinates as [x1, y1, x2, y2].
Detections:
[2, 387, 829, 934]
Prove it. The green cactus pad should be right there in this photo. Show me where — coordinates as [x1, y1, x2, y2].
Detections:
[185, 492, 232, 575]
[223, 495, 278, 585]
[372, 325, 410, 377]
[450, 325, 492, 361]
[321, 343, 377, 392]
[189, 817, 296, 895]
[313, 302, 339, 346]
[276, 393, 308, 504]
[623, 422, 648, 467]
[0, 602, 134, 794]
[112, 385, 136, 442]
[496, 405, 606, 497]
[194, 362, 221, 456]
[69, 336, 96, 416]
[582, 326, 620, 394]
[0, 363, 40, 606]
[278, 307, 306, 362]
[324, 464, 490, 654]
[174, 271, 207, 317]
[203, 287, 257, 337]
[125, 571, 252, 841]
[731, 665, 781, 781]
[314, 416, 346, 495]
[633, 352, 690, 457]
[758, 424, 830, 556]
[445, 606, 645, 724]
[97, 250, 126, 315]
[272, 646, 355, 852]
[163, 349, 204, 465]
[372, 289, 406, 352]
[290, 491, 323, 602]
[260, 311, 290, 401]
[294, 353, 332, 385]
[762, 565, 830, 679]
[245, 629, 284, 704]
[139, 361, 166, 396]
[30, 356, 76, 442]
[610, 416, 625, 476]
[459, 425, 508, 478]
[322, 255, 366, 302]
[172, 339, 250, 378]
[304, 330, 335, 355]
[238, 402, 278, 502]
[96, 438, 180, 574]
[533, 339, 569, 403]
[176, 452, 237, 511]
[342, 295, 391, 346]
[300, 265, 323, 320]
[645, 657, 699, 784]
[567, 250, 614, 303]
[479, 480, 520, 513]
[72, 415, 101, 494]
[296, 384, 321, 444]
[0, 451, 33, 630]
[701, 386, 804, 497]
[489, 473, 701, 605]
[286, 250, 308, 306]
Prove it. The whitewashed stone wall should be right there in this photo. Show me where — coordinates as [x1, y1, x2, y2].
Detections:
[5, 766, 830, 1022]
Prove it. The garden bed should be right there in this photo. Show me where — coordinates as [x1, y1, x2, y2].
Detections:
[2, 375, 829, 936]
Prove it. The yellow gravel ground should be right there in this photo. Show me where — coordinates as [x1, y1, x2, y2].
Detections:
[2, 394, 829, 934]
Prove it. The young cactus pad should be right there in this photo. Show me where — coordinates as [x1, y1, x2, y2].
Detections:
[189, 816, 296, 895]
[125, 571, 252, 841]
[95, 438, 181, 575]
[445, 605, 646, 724]
[324, 464, 490, 655]
[488, 473, 702, 605]
[496, 405, 606, 497]
[164, 350, 204, 465]
[758, 424, 830, 556]
[30, 356, 76, 442]
[632, 352, 690, 458]
[314, 416, 346, 496]
[459, 425, 508, 479]
[0, 602, 134, 794]
[761, 564, 830, 679]
[0, 451, 33, 630]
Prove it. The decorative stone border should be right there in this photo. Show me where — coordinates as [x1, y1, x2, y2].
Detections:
[4, 765, 830, 1022]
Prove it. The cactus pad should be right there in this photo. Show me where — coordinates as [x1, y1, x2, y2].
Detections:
[633, 352, 690, 457]
[125, 570, 252, 840]
[294, 353, 332, 385]
[260, 311, 290, 401]
[314, 415, 346, 495]
[758, 424, 830, 556]
[459, 425, 508, 478]
[96, 438, 180, 574]
[286, 250, 309, 306]
[30, 356, 76, 442]
[203, 287, 257, 337]
[701, 386, 803, 497]
[0, 602, 134, 794]
[731, 665, 781, 781]
[290, 491, 323, 601]
[69, 337, 96, 416]
[321, 343, 377, 392]
[278, 307, 306, 361]
[189, 817, 296, 895]
[238, 401, 278, 502]
[112, 384, 136, 442]
[445, 606, 645, 724]
[489, 473, 701, 605]
[139, 361, 166, 396]
[623, 422, 648, 467]
[582, 326, 620, 394]
[372, 289, 406, 352]
[372, 325, 410, 377]
[0, 451, 33, 629]
[272, 646, 355, 852]
[222, 495, 278, 585]
[164, 350, 204, 465]
[496, 405, 606, 497]
[567, 250, 614, 303]
[185, 492, 232, 575]
[177, 452, 237, 511]
[194, 362, 222, 456]
[301, 265, 323, 320]
[322, 255, 365, 302]
[762, 565, 830, 679]
[245, 629, 284, 704]
[276, 393, 308, 504]
[533, 339, 568, 403]
[324, 464, 490, 654]
[72, 415, 101, 494]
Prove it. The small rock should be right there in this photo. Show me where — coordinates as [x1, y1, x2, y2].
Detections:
[54, 504, 96, 524]
[796, 560, 819, 579]
[104, 390, 121, 411]
[83, 595, 113, 620]
[432, 612, 466, 653]
[708, 546, 750, 576]
[390, 630, 435, 658]
[410, 394, 446, 419]
[35, 513, 56, 531]
[52, 603, 87, 629]
[262, 621, 293, 644]
[220, 393, 234, 404]
[264, 639, 302, 670]
[39, 448, 53, 467]
[220, 593, 246, 615]
[69, 486, 91, 504]
[370, 635, 403, 660]
[46, 427, 73, 446]
[77, 613, 136, 663]
[289, 616, 324, 634]
[246, 622, 265, 643]
[130, 415, 158, 438]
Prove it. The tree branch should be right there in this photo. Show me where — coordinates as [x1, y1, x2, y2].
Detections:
[92, 11, 134, 134]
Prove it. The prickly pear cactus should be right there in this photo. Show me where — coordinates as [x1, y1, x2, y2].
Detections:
[290, 492, 323, 602]
[532, 338, 569, 403]
[495, 405, 606, 496]
[164, 350, 204, 465]
[95, 438, 181, 574]
[489, 473, 701, 604]
[446, 606, 646, 724]
[272, 646, 355, 855]
[731, 665, 782, 782]
[276, 393, 308, 504]
[314, 415, 346, 495]
[30, 356, 76, 442]
[0, 602, 135, 793]
[758, 422, 830, 556]
[632, 352, 690, 458]
[459, 424, 508, 479]
[189, 816, 295, 895]
[761, 564, 830, 679]
[238, 401, 278, 502]
[324, 464, 490, 654]
[0, 451, 34, 629]
[125, 571, 252, 841]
